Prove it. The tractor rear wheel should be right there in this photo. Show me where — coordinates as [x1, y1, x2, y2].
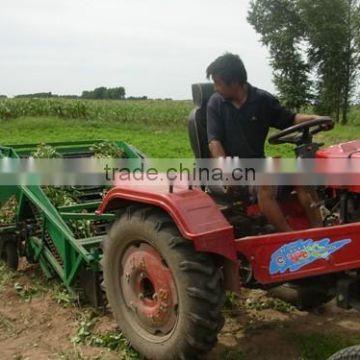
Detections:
[102, 207, 226, 359]
[1, 240, 19, 271]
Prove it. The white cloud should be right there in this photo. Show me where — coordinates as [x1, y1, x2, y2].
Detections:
[0, 0, 274, 99]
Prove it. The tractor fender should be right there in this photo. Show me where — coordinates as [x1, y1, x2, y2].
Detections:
[96, 184, 238, 265]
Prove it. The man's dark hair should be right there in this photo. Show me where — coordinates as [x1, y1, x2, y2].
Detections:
[206, 53, 248, 85]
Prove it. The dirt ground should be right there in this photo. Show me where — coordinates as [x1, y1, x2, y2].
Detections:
[1, 262, 360, 360]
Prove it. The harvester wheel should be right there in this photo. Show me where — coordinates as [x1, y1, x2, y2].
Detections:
[328, 345, 360, 360]
[1, 240, 19, 271]
[102, 207, 226, 359]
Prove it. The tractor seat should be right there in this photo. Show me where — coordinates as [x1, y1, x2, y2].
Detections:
[188, 83, 215, 159]
[188, 83, 252, 205]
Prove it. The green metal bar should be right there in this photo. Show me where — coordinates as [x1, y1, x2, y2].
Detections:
[0, 146, 19, 158]
[21, 186, 93, 261]
[65, 255, 84, 287]
[114, 140, 144, 158]
[15, 147, 95, 156]
[60, 212, 115, 221]
[22, 186, 75, 239]
[6, 139, 106, 149]
[38, 260, 54, 279]
[77, 236, 104, 246]
[30, 236, 64, 279]
[3, 139, 140, 160]
[63, 236, 72, 282]
[31, 236, 84, 295]
[15, 190, 25, 222]
[6, 142, 105, 157]
[34, 236, 45, 261]
[57, 201, 102, 212]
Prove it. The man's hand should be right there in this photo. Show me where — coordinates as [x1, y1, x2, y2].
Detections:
[295, 114, 334, 130]
[320, 119, 334, 131]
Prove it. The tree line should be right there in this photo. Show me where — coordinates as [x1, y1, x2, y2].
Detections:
[248, 0, 360, 124]
[0, 93, 172, 101]
[7, 86, 127, 100]
[81, 86, 125, 100]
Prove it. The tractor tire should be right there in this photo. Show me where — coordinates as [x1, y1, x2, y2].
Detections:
[102, 207, 226, 360]
[328, 345, 360, 360]
[1, 241, 19, 271]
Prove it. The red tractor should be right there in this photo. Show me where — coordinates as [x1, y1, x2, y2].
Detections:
[98, 84, 360, 359]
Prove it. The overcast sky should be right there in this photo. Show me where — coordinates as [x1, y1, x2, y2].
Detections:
[1, 0, 274, 99]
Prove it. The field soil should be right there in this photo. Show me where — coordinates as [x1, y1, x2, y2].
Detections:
[2, 261, 360, 360]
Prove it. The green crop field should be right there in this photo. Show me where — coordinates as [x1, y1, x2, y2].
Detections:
[1, 98, 359, 158]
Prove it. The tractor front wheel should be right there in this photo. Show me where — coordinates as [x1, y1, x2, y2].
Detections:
[102, 207, 226, 359]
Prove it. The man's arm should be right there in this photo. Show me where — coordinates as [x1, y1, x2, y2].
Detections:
[209, 140, 226, 158]
[207, 100, 225, 158]
[294, 114, 320, 125]
[268, 95, 324, 129]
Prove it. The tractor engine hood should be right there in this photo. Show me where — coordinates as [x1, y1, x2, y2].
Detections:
[316, 140, 360, 193]
[316, 140, 360, 159]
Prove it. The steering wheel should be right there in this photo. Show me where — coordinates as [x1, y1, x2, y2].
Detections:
[268, 117, 334, 145]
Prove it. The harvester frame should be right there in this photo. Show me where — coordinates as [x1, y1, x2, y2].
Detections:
[0, 140, 142, 305]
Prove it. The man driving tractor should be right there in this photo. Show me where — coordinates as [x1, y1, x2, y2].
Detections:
[206, 53, 324, 232]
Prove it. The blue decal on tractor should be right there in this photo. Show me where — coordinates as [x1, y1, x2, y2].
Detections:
[269, 238, 352, 275]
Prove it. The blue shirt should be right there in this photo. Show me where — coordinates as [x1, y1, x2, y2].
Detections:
[207, 84, 296, 158]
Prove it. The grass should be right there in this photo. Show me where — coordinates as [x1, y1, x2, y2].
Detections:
[288, 332, 360, 360]
[57, 349, 103, 360]
[0, 263, 18, 289]
[244, 296, 296, 313]
[0, 98, 193, 124]
[0, 116, 192, 158]
[0, 262, 74, 306]
[71, 309, 139, 359]
[1, 116, 359, 159]
[348, 105, 360, 125]
[219, 349, 247, 360]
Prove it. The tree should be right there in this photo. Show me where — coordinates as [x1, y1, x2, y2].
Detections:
[248, 0, 360, 122]
[81, 86, 126, 100]
[106, 87, 125, 99]
[248, 0, 312, 111]
[342, 0, 360, 124]
[299, 0, 355, 122]
[15, 92, 53, 98]
[81, 90, 93, 99]
[93, 87, 107, 100]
